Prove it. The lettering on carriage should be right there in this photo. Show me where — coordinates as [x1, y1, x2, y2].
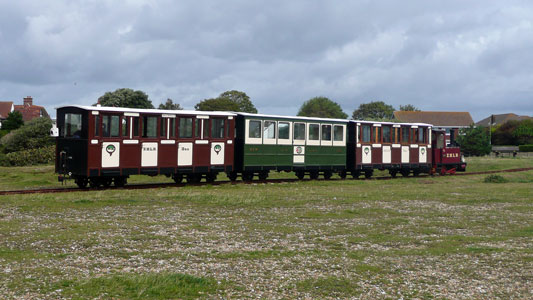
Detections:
[249, 147, 259, 152]
[180, 146, 190, 151]
[143, 147, 157, 151]
[445, 153, 459, 158]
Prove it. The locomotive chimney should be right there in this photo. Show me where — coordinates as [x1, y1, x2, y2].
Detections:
[23, 96, 33, 107]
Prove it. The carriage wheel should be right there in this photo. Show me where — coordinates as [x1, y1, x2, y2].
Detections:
[295, 171, 305, 180]
[114, 176, 126, 187]
[352, 171, 361, 179]
[206, 173, 217, 183]
[364, 170, 373, 179]
[389, 170, 397, 178]
[187, 174, 202, 183]
[309, 171, 319, 180]
[323, 171, 332, 180]
[258, 171, 269, 181]
[413, 170, 421, 177]
[227, 172, 238, 182]
[401, 170, 410, 177]
[242, 172, 254, 181]
[173, 173, 183, 183]
[338, 170, 347, 180]
[75, 177, 88, 188]
[101, 178, 112, 188]
[89, 178, 101, 188]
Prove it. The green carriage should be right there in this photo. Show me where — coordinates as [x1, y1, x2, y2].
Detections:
[231, 113, 349, 180]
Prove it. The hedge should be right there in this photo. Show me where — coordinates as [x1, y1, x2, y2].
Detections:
[519, 144, 533, 152]
[0, 145, 55, 166]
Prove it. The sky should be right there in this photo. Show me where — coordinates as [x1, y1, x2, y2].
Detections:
[1, 0, 532, 121]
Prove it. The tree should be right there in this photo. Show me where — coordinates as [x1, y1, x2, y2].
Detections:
[513, 119, 533, 145]
[96, 88, 154, 109]
[0, 117, 53, 154]
[1, 111, 24, 131]
[297, 96, 348, 119]
[219, 90, 257, 113]
[195, 98, 240, 111]
[399, 104, 420, 111]
[352, 101, 395, 120]
[158, 98, 183, 110]
[456, 125, 491, 156]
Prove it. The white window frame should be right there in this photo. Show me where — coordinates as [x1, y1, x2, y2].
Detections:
[293, 122, 306, 146]
[333, 124, 346, 146]
[162, 114, 176, 141]
[307, 123, 320, 146]
[245, 119, 262, 145]
[277, 121, 292, 145]
[263, 120, 277, 145]
[320, 124, 333, 146]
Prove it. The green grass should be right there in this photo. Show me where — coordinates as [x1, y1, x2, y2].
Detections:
[0, 157, 532, 298]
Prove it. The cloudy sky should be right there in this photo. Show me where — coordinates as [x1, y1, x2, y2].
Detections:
[1, 0, 532, 121]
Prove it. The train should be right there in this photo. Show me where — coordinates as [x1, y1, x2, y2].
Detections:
[53, 105, 466, 188]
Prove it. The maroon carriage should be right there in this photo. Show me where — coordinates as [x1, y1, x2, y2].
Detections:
[55, 105, 236, 188]
[350, 121, 433, 177]
[431, 129, 466, 175]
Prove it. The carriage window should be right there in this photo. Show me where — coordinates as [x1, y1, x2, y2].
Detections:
[392, 127, 398, 143]
[212, 118, 225, 139]
[122, 118, 128, 137]
[419, 127, 426, 143]
[64, 113, 82, 138]
[110, 116, 119, 137]
[383, 126, 391, 143]
[143, 116, 157, 138]
[133, 117, 139, 137]
[309, 124, 320, 140]
[412, 128, 419, 143]
[279, 122, 290, 139]
[374, 127, 382, 143]
[264, 121, 276, 139]
[160, 118, 166, 137]
[94, 115, 99, 137]
[294, 123, 305, 140]
[203, 119, 209, 138]
[249, 120, 261, 138]
[169, 118, 176, 138]
[362, 125, 371, 143]
[333, 125, 344, 141]
[401, 127, 409, 143]
[179, 117, 192, 138]
[102, 116, 110, 137]
[195, 119, 201, 138]
[321, 125, 331, 141]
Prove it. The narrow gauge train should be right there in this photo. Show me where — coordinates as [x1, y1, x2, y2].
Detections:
[54, 105, 466, 188]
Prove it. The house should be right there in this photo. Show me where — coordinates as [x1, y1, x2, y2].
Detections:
[393, 111, 474, 145]
[475, 113, 532, 127]
[13, 96, 49, 122]
[0, 101, 14, 129]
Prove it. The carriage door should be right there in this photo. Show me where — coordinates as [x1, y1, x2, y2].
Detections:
[194, 116, 210, 167]
[210, 118, 226, 165]
[177, 117, 193, 167]
[101, 114, 120, 168]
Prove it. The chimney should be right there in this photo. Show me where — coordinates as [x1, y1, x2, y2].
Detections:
[24, 96, 33, 107]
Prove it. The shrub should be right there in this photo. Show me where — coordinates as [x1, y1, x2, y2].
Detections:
[0, 117, 53, 153]
[456, 125, 491, 156]
[0, 145, 55, 166]
[484, 175, 508, 183]
[519, 144, 533, 152]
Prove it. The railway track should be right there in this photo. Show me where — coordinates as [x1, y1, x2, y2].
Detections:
[1, 167, 532, 196]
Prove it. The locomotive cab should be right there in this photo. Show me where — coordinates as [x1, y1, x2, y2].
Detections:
[55, 107, 90, 184]
[431, 130, 466, 175]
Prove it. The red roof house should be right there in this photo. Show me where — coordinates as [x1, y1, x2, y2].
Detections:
[0, 101, 15, 129]
[13, 96, 49, 122]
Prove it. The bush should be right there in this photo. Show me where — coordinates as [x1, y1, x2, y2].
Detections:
[0, 145, 55, 166]
[456, 125, 491, 156]
[0, 117, 53, 153]
[519, 144, 533, 152]
[483, 175, 508, 183]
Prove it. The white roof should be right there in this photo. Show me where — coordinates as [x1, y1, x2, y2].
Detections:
[236, 112, 350, 123]
[352, 119, 433, 127]
[55, 105, 237, 117]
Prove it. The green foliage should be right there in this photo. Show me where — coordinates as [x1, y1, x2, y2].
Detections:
[519, 144, 533, 152]
[96, 88, 154, 109]
[491, 119, 533, 145]
[513, 119, 533, 145]
[352, 101, 395, 120]
[0, 145, 54, 166]
[0, 117, 53, 153]
[484, 175, 508, 183]
[195, 90, 257, 113]
[195, 98, 240, 111]
[456, 125, 491, 156]
[158, 98, 183, 110]
[1, 111, 24, 131]
[399, 104, 420, 111]
[297, 96, 348, 119]
[57, 273, 221, 299]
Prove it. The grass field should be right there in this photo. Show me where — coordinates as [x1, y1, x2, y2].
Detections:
[0, 157, 532, 299]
